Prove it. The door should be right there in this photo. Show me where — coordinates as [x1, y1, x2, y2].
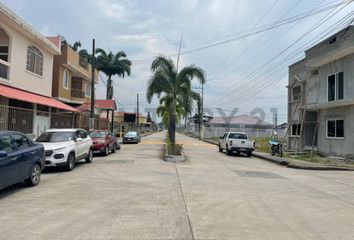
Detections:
[0, 134, 17, 189]
[220, 133, 227, 148]
[106, 131, 114, 149]
[34, 115, 50, 138]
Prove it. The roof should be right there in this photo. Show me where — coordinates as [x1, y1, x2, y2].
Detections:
[0, 3, 61, 55]
[208, 114, 273, 126]
[0, 84, 79, 112]
[77, 100, 117, 112]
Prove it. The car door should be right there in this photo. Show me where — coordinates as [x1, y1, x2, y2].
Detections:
[106, 131, 114, 149]
[11, 133, 34, 181]
[220, 133, 227, 148]
[80, 130, 91, 156]
[0, 134, 17, 189]
[75, 130, 85, 157]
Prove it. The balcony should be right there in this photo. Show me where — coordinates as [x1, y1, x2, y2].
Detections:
[71, 88, 85, 98]
[59, 45, 98, 82]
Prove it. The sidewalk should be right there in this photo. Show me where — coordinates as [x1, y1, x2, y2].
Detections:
[200, 137, 354, 171]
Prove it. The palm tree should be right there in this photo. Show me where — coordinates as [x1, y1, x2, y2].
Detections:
[157, 96, 185, 127]
[146, 55, 206, 145]
[71, 41, 82, 52]
[95, 49, 132, 100]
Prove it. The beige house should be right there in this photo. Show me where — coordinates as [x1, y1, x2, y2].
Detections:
[52, 44, 98, 107]
[0, 3, 77, 137]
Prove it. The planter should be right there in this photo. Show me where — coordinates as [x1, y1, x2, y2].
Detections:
[164, 143, 186, 162]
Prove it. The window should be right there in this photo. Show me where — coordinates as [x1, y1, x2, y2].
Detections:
[328, 72, 344, 101]
[12, 134, 32, 151]
[327, 120, 344, 138]
[26, 46, 43, 76]
[0, 135, 14, 153]
[85, 82, 91, 97]
[292, 86, 301, 101]
[228, 133, 247, 139]
[291, 124, 301, 136]
[0, 46, 9, 61]
[63, 69, 69, 89]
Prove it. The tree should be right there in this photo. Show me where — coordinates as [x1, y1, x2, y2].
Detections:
[95, 49, 132, 100]
[157, 96, 185, 127]
[71, 41, 82, 52]
[146, 55, 206, 145]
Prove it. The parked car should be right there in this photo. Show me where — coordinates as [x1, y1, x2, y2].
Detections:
[219, 132, 255, 157]
[89, 130, 120, 155]
[0, 131, 45, 190]
[123, 131, 141, 144]
[36, 129, 93, 171]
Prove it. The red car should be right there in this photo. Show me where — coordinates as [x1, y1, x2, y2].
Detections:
[89, 130, 119, 156]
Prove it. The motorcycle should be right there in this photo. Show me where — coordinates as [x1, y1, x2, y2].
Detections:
[269, 132, 283, 157]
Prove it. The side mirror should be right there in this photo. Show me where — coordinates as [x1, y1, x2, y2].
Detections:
[0, 151, 8, 158]
[76, 137, 83, 142]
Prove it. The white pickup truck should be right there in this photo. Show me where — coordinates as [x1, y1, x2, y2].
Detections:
[219, 132, 255, 157]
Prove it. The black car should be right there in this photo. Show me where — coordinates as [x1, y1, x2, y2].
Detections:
[0, 131, 45, 190]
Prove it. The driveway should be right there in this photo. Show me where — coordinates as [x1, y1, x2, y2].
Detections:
[1, 131, 354, 240]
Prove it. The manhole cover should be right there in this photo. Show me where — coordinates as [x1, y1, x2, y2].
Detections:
[233, 170, 285, 179]
[94, 160, 134, 164]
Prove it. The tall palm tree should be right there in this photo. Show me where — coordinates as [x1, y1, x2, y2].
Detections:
[146, 55, 206, 145]
[95, 49, 132, 100]
[157, 96, 185, 127]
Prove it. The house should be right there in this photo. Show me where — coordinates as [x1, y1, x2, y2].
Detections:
[0, 3, 78, 137]
[113, 112, 148, 135]
[288, 26, 354, 158]
[52, 43, 98, 107]
[77, 99, 117, 130]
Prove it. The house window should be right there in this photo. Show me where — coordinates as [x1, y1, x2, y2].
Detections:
[85, 82, 91, 97]
[63, 70, 69, 89]
[292, 86, 301, 101]
[26, 46, 43, 76]
[328, 72, 344, 102]
[291, 124, 301, 136]
[327, 120, 344, 138]
[0, 46, 9, 61]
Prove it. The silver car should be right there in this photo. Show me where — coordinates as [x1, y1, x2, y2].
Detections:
[123, 131, 141, 144]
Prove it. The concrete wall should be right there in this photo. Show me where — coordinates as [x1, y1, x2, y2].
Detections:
[317, 105, 354, 158]
[0, 22, 54, 97]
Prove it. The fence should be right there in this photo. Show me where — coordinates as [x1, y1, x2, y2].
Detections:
[0, 104, 34, 133]
[76, 113, 110, 130]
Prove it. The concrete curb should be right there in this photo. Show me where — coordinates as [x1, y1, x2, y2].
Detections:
[184, 134, 354, 171]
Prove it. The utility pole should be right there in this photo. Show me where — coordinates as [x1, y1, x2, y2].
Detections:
[136, 93, 139, 130]
[89, 39, 95, 130]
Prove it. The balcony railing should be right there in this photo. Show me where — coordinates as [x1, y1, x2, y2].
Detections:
[71, 88, 85, 98]
[0, 59, 10, 80]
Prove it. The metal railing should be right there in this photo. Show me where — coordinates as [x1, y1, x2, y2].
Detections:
[51, 113, 73, 128]
[71, 88, 85, 98]
[0, 105, 34, 133]
[0, 59, 10, 80]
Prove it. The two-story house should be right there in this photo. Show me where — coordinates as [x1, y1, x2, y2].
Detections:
[288, 26, 354, 158]
[52, 44, 98, 107]
[0, 3, 78, 137]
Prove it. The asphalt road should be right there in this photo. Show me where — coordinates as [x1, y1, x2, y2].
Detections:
[1, 131, 354, 240]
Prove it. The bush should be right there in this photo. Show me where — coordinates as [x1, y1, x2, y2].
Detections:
[165, 134, 183, 155]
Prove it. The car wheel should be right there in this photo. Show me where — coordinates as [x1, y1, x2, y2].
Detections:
[25, 164, 41, 187]
[219, 144, 223, 152]
[103, 146, 109, 156]
[111, 144, 116, 153]
[86, 149, 93, 163]
[65, 153, 75, 171]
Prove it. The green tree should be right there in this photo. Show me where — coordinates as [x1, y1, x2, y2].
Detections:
[95, 49, 132, 100]
[146, 55, 206, 145]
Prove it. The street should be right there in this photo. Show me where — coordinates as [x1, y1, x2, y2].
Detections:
[1, 131, 354, 240]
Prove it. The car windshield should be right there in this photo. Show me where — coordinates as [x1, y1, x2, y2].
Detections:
[89, 131, 102, 138]
[125, 132, 137, 137]
[228, 133, 247, 139]
[99, 131, 107, 137]
[36, 132, 74, 142]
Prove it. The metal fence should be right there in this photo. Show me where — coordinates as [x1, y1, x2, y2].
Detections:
[0, 104, 34, 133]
[51, 112, 73, 128]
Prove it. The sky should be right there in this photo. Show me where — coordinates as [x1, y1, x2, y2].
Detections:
[2, 0, 354, 123]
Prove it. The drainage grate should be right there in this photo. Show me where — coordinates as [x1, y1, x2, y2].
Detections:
[233, 170, 285, 179]
[94, 160, 134, 164]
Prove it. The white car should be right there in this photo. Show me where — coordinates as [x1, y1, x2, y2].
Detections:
[36, 129, 93, 171]
[219, 132, 255, 157]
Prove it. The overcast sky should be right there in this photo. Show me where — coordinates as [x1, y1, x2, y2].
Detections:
[2, 0, 354, 123]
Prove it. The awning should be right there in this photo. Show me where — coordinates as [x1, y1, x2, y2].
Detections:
[0, 84, 79, 112]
